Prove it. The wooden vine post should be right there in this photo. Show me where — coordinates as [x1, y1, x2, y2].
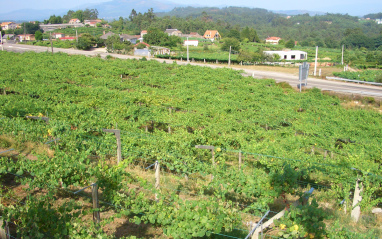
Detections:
[351, 179, 363, 222]
[155, 161, 160, 201]
[102, 129, 122, 164]
[195, 145, 215, 181]
[0, 220, 10, 239]
[239, 151, 242, 170]
[195, 145, 215, 166]
[92, 183, 100, 224]
[250, 188, 315, 239]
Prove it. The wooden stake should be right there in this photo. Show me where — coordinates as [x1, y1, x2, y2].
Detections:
[2, 88, 5, 96]
[155, 161, 160, 201]
[324, 150, 327, 159]
[239, 151, 242, 170]
[211, 149, 215, 166]
[351, 179, 363, 223]
[145, 126, 148, 132]
[0, 220, 10, 239]
[102, 129, 122, 164]
[168, 126, 171, 134]
[92, 183, 100, 224]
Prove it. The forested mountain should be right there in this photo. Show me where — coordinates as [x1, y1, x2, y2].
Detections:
[364, 12, 382, 19]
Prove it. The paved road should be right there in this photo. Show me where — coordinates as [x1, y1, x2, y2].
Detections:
[3, 43, 382, 98]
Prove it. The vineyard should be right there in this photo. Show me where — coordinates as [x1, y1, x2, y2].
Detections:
[0, 51, 381, 238]
[333, 70, 382, 83]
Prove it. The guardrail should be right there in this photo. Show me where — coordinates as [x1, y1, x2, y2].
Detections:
[326, 77, 382, 86]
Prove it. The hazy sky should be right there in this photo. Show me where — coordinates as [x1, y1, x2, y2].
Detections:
[1, 0, 381, 16]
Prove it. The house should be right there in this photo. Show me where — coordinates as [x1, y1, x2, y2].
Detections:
[17, 34, 35, 42]
[134, 42, 150, 48]
[120, 34, 139, 44]
[100, 32, 119, 40]
[181, 32, 203, 39]
[134, 42, 151, 57]
[1, 22, 18, 30]
[376, 19, 382, 24]
[2, 34, 15, 42]
[165, 29, 182, 36]
[184, 40, 198, 47]
[84, 19, 102, 27]
[69, 18, 81, 24]
[265, 37, 281, 45]
[52, 33, 65, 39]
[203, 30, 221, 41]
[263, 50, 307, 61]
[59, 37, 76, 41]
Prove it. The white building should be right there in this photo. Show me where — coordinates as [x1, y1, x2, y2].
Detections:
[376, 19, 382, 24]
[264, 50, 307, 61]
[184, 40, 198, 47]
[265, 37, 281, 45]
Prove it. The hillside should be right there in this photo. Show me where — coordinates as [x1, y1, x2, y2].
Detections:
[0, 51, 381, 238]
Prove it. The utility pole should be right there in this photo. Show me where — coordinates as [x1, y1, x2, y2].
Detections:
[76, 29, 78, 44]
[187, 37, 189, 63]
[228, 46, 231, 66]
[1, 33, 3, 51]
[23, 22, 26, 43]
[50, 32, 53, 54]
[341, 44, 344, 65]
[314, 46, 318, 76]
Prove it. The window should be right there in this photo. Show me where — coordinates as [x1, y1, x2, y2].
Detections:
[300, 54, 305, 59]
[284, 55, 287, 59]
[291, 55, 296, 59]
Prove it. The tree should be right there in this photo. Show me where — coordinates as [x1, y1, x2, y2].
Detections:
[285, 39, 295, 48]
[221, 38, 240, 51]
[241, 27, 260, 42]
[35, 30, 43, 41]
[73, 10, 84, 23]
[15, 22, 41, 35]
[76, 33, 95, 50]
[45, 15, 63, 24]
[144, 28, 167, 45]
[226, 29, 241, 40]
[83, 9, 98, 20]
[105, 35, 132, 53]
[63, 10, 74, 23]
[129, 9, 138, 21]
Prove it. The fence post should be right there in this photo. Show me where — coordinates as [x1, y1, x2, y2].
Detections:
[351, 179, 363, 222]
[2, 88, 5, 96]
[155, 161, 160, 201]
[0, 220, 10, 239]
[102, 129, 122, 164]
[92, 183, 100, 224]
[239, 151, 242, 170]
